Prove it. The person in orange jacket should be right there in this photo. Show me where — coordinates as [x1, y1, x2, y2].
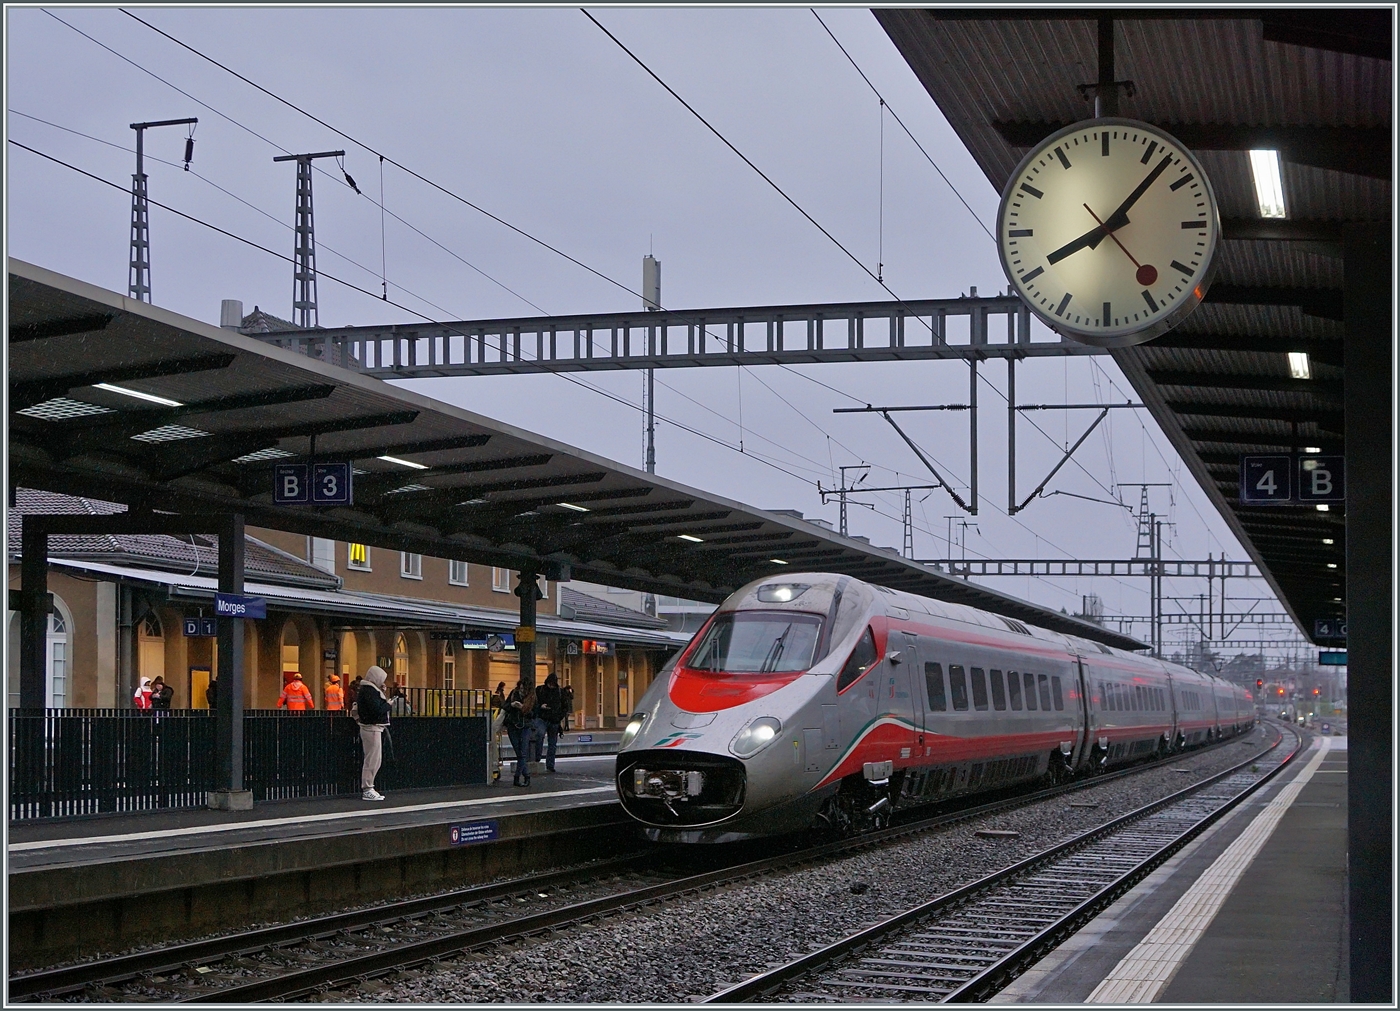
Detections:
[324, 674, 345, 711]
[278, 672, 315, 711]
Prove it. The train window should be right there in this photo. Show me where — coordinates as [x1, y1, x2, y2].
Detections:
[1022, 672, 1037, 710]
[924, 662, 947, 711]
[1135, 685, 1144, 711]
[1007, 671, 1022, 710]
[690, 611, 825, 674]
[948, 665, 969, 711]
[1037, 674, 1052, 712]
[836, 627, 879, 692]
[1051, 676, 1064, 711]
[989, 670, 1007, 710]
[1157, 688, 1164, 711]
[970, 668, 989, 711]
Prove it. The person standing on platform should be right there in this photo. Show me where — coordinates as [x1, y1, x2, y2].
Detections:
[324, 674, 344, 712]
[149, 676, 174, 711]
[389, 684, 413, 717]
[278, 672, 315, 712]
[133, 677, 152, 710]
[535, 673, 564, 773]
[560, 683, 575, 731]
[491, 681, 507, 711]
[205, 673, 218, 710]
[504, 678, 536, 787]
[356, 665, 391, 801]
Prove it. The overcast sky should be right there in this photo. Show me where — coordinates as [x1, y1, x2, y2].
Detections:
[5, 6, 1301, 655]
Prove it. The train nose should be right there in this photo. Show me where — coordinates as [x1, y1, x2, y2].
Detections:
[615, 750, 747, 826]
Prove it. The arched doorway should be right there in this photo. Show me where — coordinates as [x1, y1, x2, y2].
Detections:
[5, 596, 74, 709]
[442, 640, 455, 690]
[394, 634, 409, 689]
[137, 611, 164, 701]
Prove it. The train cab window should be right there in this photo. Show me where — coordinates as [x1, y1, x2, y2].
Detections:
[970, 668, 989, 710]
[1037, 674, 1053, 712]
[1007, 671, 1022, 710]
[948, 665, 969, 711]
[989, 670, 1007, 711]
[836, 627, 879, 692]
[924, 662, 947, 711]
[1022, 672, 1038, 710]
[1051, 675, 1064, 711]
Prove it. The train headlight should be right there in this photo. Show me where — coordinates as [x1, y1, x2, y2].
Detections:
[730, 716, 782, 759]
[620, 713, 646, 749]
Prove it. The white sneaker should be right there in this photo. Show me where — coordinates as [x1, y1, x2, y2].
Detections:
[362, 788, 385, 801]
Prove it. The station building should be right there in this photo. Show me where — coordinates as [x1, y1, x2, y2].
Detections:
[6, 488, 687, 728]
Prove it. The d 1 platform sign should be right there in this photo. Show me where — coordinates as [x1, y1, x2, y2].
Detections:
[273, 463, 353, 505]
[214, 593, 267, 619]
[1240, 454, 1344, 505]
[183, 617, 218, 637]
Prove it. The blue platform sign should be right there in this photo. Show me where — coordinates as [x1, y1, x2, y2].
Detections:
[183, 617, 218, 637]
[1239, 455, 1292, 504]
[1314, 618, 1347, 639]
[450, 820, 499, 845]
[1319, 650, 1348, 666]
[311, 462, 353, 505]
[1296, 455, 1344, 503]
[214, 593, 266, 619]
[273, 463, 353, 505]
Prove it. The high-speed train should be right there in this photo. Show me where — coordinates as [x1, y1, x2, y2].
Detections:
[616, 573, 1254, 842]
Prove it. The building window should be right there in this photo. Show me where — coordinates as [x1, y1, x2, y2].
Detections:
[537, 575, 549, 600]
[442, 641, 455, 690]
[48, 609, 68, 709]
[492, 567, 511, 592]
[394, 634, 409, 688]
[449, 559, 469, 586]
[348, 543, 371, 570]
[400, 551, 422, 579]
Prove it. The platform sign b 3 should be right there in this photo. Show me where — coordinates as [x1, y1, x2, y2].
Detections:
[273, 462, 353, 505]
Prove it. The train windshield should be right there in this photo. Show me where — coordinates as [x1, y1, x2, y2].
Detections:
[687, 612, 824, 674]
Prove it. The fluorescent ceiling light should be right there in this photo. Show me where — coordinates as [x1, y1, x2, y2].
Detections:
[1249, 149, 1288, 218]
[1287, 352, 1311, 380]
[93, 382, 182, 407]
[378, 455, 428, 470]
[1316, 504, 1330, 512]
[769, 558, 789, 565]
[1322, 538, 1334, 545]
[677, 534, 704, 543]
[1327, 563, 1338, 569]
[1303, 446, 1322, 454]
[557, 502, 590, 512]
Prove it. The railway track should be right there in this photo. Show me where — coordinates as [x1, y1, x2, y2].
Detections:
[10, 730, 1270, 1004]
[704, 721, 1299, 1004]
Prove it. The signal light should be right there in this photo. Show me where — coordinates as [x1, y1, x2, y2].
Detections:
[1257, 679, 1264, 689]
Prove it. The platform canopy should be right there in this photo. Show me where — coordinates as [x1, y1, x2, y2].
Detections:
[878, 9, 1389, 643]
[8, 259, 1145, 650]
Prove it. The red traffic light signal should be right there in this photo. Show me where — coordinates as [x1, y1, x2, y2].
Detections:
[1314, 688, 1321, 695]
[1257, 679, 1264, 689]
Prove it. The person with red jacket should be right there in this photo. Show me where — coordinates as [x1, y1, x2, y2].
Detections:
[278, 672, 315, 712]
[133, 677, 153, 710]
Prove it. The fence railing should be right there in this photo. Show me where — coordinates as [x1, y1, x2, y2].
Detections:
[8, 708, 489, 821]
[390, 687, 492, 717]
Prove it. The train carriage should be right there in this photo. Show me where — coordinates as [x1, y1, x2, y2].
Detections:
[616, 573, 1254, 843]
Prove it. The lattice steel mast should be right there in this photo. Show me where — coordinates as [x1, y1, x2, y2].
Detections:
[274, 151, 345, 327]
[128, 117, 197, 302]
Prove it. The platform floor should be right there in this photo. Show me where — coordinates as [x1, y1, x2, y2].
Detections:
[993, 732, 1347, 1004]
[9, 753, 621, 873]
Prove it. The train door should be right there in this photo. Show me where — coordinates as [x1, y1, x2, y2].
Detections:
[1072, 656, 1091, 769]
[886, 631, 922, 761]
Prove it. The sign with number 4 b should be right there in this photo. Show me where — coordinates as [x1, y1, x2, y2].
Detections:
[1240, 455, 1343, 505]
[273, 463, 353, 505]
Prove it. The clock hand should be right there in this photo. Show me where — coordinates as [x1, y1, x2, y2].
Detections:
[1083, 204, 1158, 287]
[1095, 153, 1176, 242]
[1046, 221, 1116, 265]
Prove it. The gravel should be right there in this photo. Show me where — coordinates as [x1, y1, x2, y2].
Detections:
[336, 729, 1277, 1004]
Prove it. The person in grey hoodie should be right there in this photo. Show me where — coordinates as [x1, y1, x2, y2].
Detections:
[356, 665, 392, 801]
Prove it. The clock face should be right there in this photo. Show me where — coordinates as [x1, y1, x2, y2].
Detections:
[997, 118, 1220, 348]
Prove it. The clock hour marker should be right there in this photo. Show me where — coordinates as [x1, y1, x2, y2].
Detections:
[1103, 302, 1111, 325]
[1056, 293, 1072, 317]
[1101, 133, 1110, 156]
[1020, 182, 1044, 199]
[1142, 290, 1159, 312]
[1170, 260, 1193, 276]
[1140, 141, 1157, 164]
[1181, 220, 1206, 229]
[1055, 146, 1071, 169]
[1008, 229, 1033, 237]
[1020, 266, 1044, 283]
[1170, 173, 1195, 191]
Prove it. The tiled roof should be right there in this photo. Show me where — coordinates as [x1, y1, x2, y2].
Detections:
[238, 307, 303, 333]
[559, 586, 670, 629]
[7, 488, 340, 590]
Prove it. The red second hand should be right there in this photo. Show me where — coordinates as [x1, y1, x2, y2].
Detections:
[1084, 203, 1158, 287]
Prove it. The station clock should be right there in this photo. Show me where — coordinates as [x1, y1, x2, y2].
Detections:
[997, 118, 1220, 348]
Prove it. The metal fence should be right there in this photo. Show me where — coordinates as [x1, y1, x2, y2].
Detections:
[391, 687, 492, 717]
[8, 709, 489, 821]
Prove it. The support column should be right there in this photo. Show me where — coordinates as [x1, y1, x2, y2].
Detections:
[19, 520, 48, 709]
[969, 359, 979, 514]
[516, 569, 540, 688]
[211, 514, 251, 810]
[1007, 358, 1016, 513]
[1344, 224, 1391, 1003]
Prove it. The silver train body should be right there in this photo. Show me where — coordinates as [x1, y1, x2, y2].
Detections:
[615, 573, 1255, 842]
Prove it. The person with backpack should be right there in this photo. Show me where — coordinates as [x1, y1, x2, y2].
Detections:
[355, 665, 392, 801]
[503, 678, 537, 787]
[534, 673, 565, 773]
